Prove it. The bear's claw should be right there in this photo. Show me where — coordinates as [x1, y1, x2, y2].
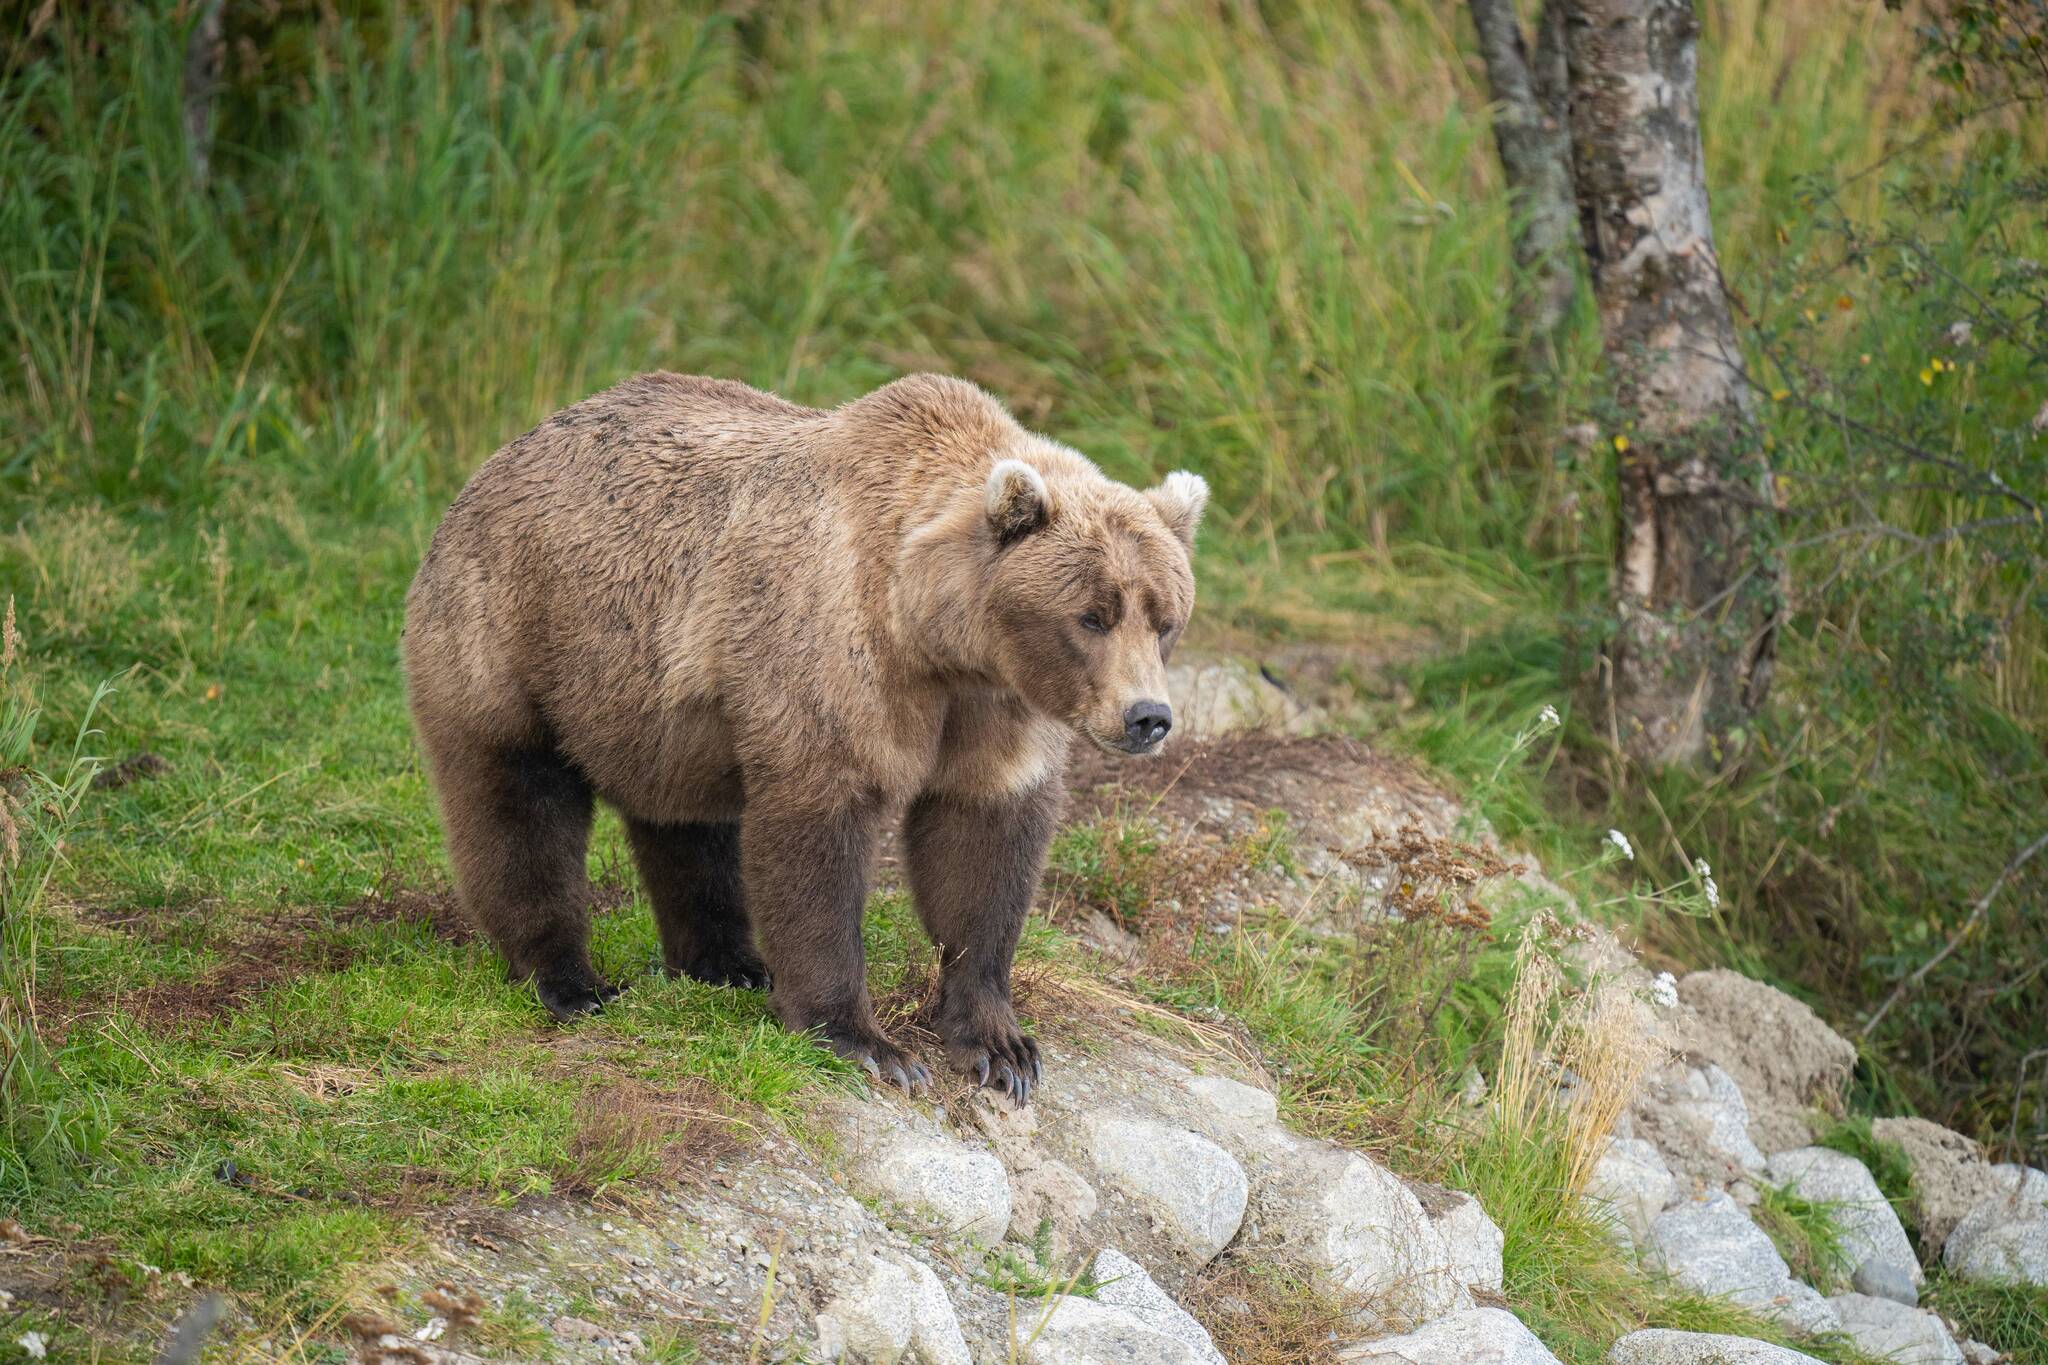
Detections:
[813, 1021, 930, 1095]
[955, 1031, 1042, 1105]
[673, 945, 770, 991]
[537, 976, 621, 1021]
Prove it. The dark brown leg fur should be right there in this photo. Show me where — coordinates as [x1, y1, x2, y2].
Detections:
[742, 795, 929, 1092]
[431, 741, 613, 1020]
[903, 779, 1059, 1103]
[624, 819, 767, 989]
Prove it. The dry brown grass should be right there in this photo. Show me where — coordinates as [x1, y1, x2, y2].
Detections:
[1491, 917, 1664, 1195]
[1186, 1258, 1362, 1365]
[559, 1074, 744, 1197]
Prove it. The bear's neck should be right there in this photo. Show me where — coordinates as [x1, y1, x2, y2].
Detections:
[888, 497, 1003, 687]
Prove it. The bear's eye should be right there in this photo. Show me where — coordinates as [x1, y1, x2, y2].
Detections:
[1079, 611, 1110, 634]
[1157, 622, 1178, 640]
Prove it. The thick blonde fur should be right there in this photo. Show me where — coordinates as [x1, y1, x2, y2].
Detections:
[403, 372, 1204, 1097]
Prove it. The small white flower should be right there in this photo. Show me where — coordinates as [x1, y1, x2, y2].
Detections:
[417, 1319, 448, 1343]
[1539, 704, 1561, 729]
[18, 1332, 48, 1361]
[1650, 971, 1679, 1009]
[1948, 318, 1974, 347]
[1606, 829, 1635, 861]
[1692, 858, 1720, 906]
[2033, 398, 2048, 435]
[1693, 857, 1712, 878]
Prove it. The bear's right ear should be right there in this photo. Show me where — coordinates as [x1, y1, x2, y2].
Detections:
[985, 459, 1051, 545]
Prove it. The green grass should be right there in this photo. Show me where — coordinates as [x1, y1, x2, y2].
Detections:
[1753, 1182, 1857, 1297]
[1926, 1273, 2048, 1365]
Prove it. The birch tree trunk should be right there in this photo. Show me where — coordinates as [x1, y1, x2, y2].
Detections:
[1467, 0, 1579, 404]
[1561, 0, 1779, 766]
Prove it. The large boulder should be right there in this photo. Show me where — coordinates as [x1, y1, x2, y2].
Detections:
[1827, 1292, 1964, 1365]
[1086, 1118, 1248, 1264]
[1245, 1138, 1473, 1324]
[1763, 1147, 1920, 1297]
[1606, 1330, 1826, 1364]
[1678, 971, 1856, 1151]
[1645, 1191, 1839, 1335]
[1336, 1307, 1562, 1363]
[1943, 1166, 2048, 1286]
[1585, 1138, 1678, 1255]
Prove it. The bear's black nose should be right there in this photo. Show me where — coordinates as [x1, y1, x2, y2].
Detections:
[1123, 701, 1173, 750]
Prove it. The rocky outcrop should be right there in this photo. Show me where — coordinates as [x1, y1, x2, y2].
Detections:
[815, 1253, 972, 1364]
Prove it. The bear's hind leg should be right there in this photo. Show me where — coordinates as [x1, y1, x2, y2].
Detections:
[624, 818, 768, 989]
[432, 741, 611, 1020]
[903, 780, 1059, 1104]
[742, 795, 930, 1092]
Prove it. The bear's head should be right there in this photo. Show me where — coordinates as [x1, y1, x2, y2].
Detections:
[904, 453, 1208, 754]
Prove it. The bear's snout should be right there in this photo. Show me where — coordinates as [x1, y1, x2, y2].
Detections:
[1120, 700, 1173, 752]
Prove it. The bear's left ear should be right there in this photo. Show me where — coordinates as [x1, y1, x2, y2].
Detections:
[985, 459, 1052, 545]
[1147, 470, 1210, 550]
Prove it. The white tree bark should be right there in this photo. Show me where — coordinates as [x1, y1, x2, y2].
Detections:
[1467, 0, 1580, 397]
[1561, 0, 1779, 765]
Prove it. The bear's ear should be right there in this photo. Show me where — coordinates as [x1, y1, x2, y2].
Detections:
[985, 458, 1051, 545]
[1147, 470, 1209, 550]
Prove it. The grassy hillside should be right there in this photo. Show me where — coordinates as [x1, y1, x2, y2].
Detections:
[2, 0, 2044, 1358]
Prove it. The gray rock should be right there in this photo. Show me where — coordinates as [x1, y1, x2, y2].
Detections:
[1336, 1307, 1562, 1363]
[1425, 1189, 1505, 1295]
[1852, 1257, 1920, 1308]
[1585, 1138, 1678, 1254]
[1090, 1248, 1225, 1365]
[1827, 1292, 1963, 1365]
[1645, 1191, 1840, 1335]
[848, 1130, 1011, 1247]
[1606, 1329, 1827, 1364]
[1764, 1147, 1921, 1292]
[1944, 1165, 2048, 1285]
[1678, 970, 1856, 1152]
[1246, 1139, 1472, 1323]
[1087, 1118, 1247, 1264]
[1182, 1074, 1279, 1128]
[1958, 1341, 2003, 1365]
[1019, 1294, 1212, 1365]
[1166, 657, 1320, 739]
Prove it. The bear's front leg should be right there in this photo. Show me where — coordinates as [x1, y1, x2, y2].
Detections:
[742, 794, 931, 1093]
[903, 779, 1060, 1103]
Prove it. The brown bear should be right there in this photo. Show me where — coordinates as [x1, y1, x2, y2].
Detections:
[402, 372, 1206, 1101]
